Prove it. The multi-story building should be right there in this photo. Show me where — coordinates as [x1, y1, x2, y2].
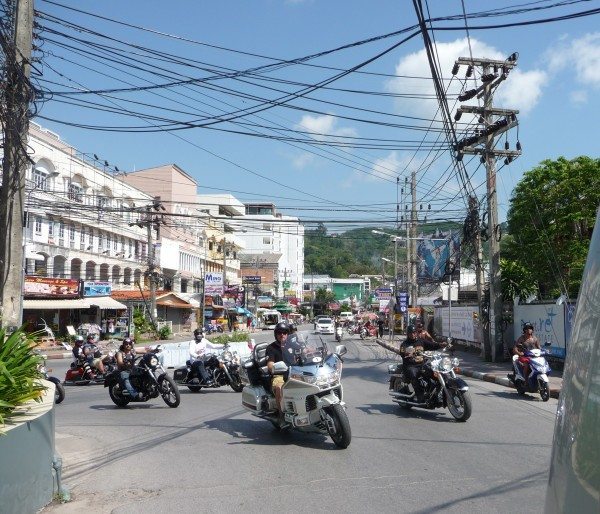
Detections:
[25, 122, 152, 287]
[239, 203, 304, 299]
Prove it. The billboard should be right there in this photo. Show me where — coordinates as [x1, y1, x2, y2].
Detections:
[24, 276, 80, 298]
[417, 232, 461, 283]
[204, 272, 224, 295]
[83, 281, 112, 297]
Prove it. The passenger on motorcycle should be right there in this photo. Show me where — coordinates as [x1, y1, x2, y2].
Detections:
[415, 321, 435, 345]
[513, 323, 540, 379]
[266, 322, 290, 416]
[115, 337, 143, 399]
[188, 327, 218, 386]
[83, 334, 106, 376]
[400, 325, 447, 403]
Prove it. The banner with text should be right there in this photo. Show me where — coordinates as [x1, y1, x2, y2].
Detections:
[204, 272, 224, 295]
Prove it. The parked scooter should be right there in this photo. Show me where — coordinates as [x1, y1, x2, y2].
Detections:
[174, 342, 244, 393]
[388, 349, 472, 421]
[240, 333, 351, 448]
[507, 348, 551, 401]
[204, 323, 224, 334]
[359, 324, 378, 339]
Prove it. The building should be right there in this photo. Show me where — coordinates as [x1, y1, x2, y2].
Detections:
[303, 274, 366, 306]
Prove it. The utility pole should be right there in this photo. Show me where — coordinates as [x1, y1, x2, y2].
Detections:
[410, 171, 418, 307]
[0, 0, 34, 330]
[146, 207, 157, 324]
[454, 54, 521, 362]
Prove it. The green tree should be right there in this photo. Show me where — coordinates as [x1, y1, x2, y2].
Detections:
[315, 287, 336, 304]
[502, 156, 600, 299]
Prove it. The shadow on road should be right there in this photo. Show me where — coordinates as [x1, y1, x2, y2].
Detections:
[202, 417, 340, 450]
[356, 402, 456, 423]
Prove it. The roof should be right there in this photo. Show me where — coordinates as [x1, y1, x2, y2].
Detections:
[239, 252, 282, 265]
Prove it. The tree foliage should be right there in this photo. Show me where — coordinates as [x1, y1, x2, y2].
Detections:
[502, 156, 600, 299]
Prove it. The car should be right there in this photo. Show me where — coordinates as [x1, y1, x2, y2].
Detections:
[338, 312, 354, 322]
[313, 315, 327, 330]
[315, 317, 335, 335]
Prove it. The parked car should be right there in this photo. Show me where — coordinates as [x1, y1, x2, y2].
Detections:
[313, 315, 326, 330]
[315, 317, 335, 335]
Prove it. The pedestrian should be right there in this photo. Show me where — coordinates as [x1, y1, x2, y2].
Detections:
[377, 316, 385, 338]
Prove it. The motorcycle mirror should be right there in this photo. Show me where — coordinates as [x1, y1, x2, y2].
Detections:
[272, 361, 288, 374]
[335, 345, 347, 357]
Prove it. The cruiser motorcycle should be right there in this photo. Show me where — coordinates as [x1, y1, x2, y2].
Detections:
[104, 351, 180, 408]
[388, 348, 472, 422]
[64, 341, 117, 385]
[240, 333, 351, 448]
[174, 342, 244, 393]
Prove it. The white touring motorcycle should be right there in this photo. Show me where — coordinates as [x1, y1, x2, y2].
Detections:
[240, 333, 351, 449]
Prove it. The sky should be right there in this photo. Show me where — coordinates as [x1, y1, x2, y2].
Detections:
[27, 0, 600, 232]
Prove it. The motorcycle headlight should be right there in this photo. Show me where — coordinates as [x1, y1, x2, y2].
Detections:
[231, 352, 240, 365]
[222, 351, 233, 361]
[451, 357, 460, 368]
[441, 357, 453, 372]
[149, 356, 159, 368]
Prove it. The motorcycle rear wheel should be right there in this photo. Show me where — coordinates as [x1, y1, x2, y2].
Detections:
[49, 376, 65, 404]
[539, 382, 550, 402]
[229, 373, 244, 393]
[325, 404, 351, 449]
[159, 375, 181, 408]
[109, 384, 130, 407]
[447, 390, 472, 422]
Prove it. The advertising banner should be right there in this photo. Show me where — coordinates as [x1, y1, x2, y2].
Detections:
[513, 303, 567, 358]
[242, 275, 261, 284]
[435, 306, 480, 344]
[417, 232, 461, 283]
[24, 276, 80, 298]
[204, 272, 224, 295]
[83, 281, 112, 297]
[375, 287, 393, 299]
[223, 286, 245, 308]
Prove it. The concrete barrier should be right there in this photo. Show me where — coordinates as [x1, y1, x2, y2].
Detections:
[150, 340, 254, 368]
[0, 380, 58, 513]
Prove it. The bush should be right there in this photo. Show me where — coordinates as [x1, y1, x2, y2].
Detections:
[210, 332, 250, 345]
[133, 308, 152, 335]
[0, 329, 46, 432]
[158, 325, 171, 340]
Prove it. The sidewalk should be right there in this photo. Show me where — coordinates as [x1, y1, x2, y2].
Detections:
[376, 338, 562, 399]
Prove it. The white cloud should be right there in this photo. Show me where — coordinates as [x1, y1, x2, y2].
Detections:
[290, 114, 357, 169]
[547, 32, 600, 88]
[570, 90, 588, 104]
[386, 37, 545, 118]
[362, 151, 423, 182]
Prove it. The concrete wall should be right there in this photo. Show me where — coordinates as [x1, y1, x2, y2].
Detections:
[0, 381, 56, 514]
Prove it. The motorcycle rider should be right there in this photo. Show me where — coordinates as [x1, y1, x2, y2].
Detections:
[400, 325, 447, 403]
[188, 327, 218, 387]
[83, 333, 106, 376]
[115, 337, 143, 399]
[513, 322, 541, 380]
[266, 322, 290, 416]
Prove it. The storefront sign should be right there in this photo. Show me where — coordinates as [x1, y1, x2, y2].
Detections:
[243, 275, 261, 284]
[204, 272, 224, 295]
[83, 281, 112, 297]
[24, 276, 80, 298]
[375, 287, 393, 299]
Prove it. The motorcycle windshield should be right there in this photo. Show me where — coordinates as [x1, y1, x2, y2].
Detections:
[282, 333, 326, 367]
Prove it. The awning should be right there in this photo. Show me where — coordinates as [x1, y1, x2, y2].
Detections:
[23, 298, 92, 310]
[88, 296, 128, 310]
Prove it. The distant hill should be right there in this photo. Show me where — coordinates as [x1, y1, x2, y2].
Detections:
[304, 223, 462, 278]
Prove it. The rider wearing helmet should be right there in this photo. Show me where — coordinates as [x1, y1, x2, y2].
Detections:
[83, 333, 106, 376]
[266, 322, 290, 415]
[72, 335, 85, 361]
[116, 337, 142, 398]
[513, 322, 541, 380]
[188, 327, 217, 387]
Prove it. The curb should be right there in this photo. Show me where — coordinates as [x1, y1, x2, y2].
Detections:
[45, 352, 73, 360]
[375, 339, 560, 399]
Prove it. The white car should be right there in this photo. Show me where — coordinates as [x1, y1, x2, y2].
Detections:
[315, 317, 335, 335]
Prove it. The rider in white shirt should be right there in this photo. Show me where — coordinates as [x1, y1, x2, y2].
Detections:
[189, 328, 220, 386]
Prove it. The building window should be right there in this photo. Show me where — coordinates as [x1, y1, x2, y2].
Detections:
[209, 241, 214, 251]
[263, 237, 271, 245]
[98, 231, 104, 249]
[121, 236, 125, 252]
[59, 221, 65, 239]
[48, 217, 54, 236]
[113, 236, 118, 250]
[128, 239, 133, 257]
[35, 216, 42, 234]
[68, 182, 83, 203]
[80, 226, 85, 243]
[33, 168, 51, 191]
[69, 224, 75, 241]
[89, 228, 94, 245]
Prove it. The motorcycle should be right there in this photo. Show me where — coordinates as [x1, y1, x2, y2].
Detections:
[335, 326, 343, 342]
[388, 349, 472, 422]
[64, 342, 117, 385]
[104, 350, 181, 408]
[240, 333, 351, 448]
[507, 348, 551, 401]
[38, 354, 65, 404]
[173, 342, 244, 393]
[204, 323, 224, 334]
[359, 324, 378, 339]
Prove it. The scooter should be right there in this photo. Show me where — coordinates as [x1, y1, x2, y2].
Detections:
[507, 348, 551, 401]
[335, 326, 343, 342]
[240, 334, 351, 448]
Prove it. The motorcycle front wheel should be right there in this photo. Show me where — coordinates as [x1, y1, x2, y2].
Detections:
[324, 404, 351, 449]
[109, 383, 130, 407]
[539, 381, 550, 402]
[446, 389, 472, 422]
[229, 372, 244, 393]
[158, 375, 181, 408]
[49, 376, 65, 404]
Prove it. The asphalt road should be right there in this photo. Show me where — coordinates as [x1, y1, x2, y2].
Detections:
[43, 328, 557, 513]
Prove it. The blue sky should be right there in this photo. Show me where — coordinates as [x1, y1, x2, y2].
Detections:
[33, 0, 600, 229]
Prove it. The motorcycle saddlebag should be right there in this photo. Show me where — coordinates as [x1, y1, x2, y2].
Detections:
[173, 367, 189, 382]
[241, 385, 273, 412]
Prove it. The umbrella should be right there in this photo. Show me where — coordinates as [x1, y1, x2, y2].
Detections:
[362, 312, 378, 320]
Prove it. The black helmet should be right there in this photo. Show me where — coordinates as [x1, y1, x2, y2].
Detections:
[523, 322, 534, 331]
[122, 337, 133, 345]
[274, 322, 290, 336]
[193, 327, 205, 339]
[407, 325, 416, 335]
[86, 333, 95, 340]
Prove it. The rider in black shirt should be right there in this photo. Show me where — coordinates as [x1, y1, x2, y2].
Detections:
[266, 322, 290, 415]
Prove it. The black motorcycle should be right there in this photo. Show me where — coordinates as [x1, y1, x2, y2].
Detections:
[174, 343, 244, 393]
[104, 352, 180, 408]
[388, 349, 472, 422]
